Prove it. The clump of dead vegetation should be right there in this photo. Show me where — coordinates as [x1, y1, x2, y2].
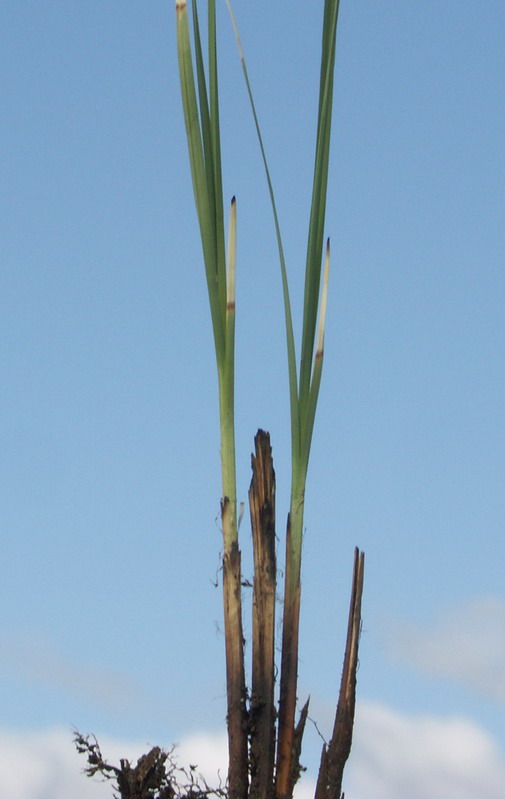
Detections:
[74, 732, 227, 799]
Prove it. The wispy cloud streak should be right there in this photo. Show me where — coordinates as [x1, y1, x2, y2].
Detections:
[386, 597, 505, 704]
[0, 632, 148, 716]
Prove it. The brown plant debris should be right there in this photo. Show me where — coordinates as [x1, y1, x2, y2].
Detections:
[74, 732, 226, 799]
[288, 696, 309, 797]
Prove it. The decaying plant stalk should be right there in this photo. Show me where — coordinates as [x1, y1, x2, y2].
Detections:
[246, 436, 365, 799]
[249, 430, 277, 799]
[315, 548, 365, 799]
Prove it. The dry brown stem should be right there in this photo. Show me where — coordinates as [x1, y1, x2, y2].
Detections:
[275, 512, 302, 799]
[315, 548, 365, 799]
[249, 430, 277, 799]
[221, 496, 249, 799]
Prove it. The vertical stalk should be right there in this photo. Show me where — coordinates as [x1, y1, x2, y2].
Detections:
[315, 549, 365, 799]
[249, 430, 277, 799]
[219, 363, 249, 799]
[221, 493, 248, 799]
[220, 198, 248, 799]
[176, 3, 248, 792]
[275, 477, 305, 799]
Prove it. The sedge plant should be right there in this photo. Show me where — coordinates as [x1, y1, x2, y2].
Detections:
[176, 3, 364, 799]
[225, 5, 340, 793]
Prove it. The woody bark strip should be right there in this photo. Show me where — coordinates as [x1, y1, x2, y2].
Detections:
[221, 498, 249, 799]
[275, 500, 303, 799]
[249, 430, 277, 799]
[315, 548, 365, 799]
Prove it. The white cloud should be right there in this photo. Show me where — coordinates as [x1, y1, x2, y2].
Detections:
[1, 706, 504, 799]
[0, 728, 113, 799]
[345, 700, 505, 799]
[385, 596, 505, 704]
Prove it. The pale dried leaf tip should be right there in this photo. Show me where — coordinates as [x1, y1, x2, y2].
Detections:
[225, 0, 245, 63]
[176, 0, 186, 10]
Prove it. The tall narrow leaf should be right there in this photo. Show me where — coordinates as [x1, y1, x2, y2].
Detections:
[176, 3, 247, 797]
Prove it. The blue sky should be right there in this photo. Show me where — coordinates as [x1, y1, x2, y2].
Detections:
[1, 1, 504, 797]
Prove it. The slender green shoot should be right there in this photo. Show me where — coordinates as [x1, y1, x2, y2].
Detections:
[176, 3, 247, 798]
[224, 0, 300, 455]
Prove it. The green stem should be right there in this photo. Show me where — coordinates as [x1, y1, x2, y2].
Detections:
[176, 4, 247, 795]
